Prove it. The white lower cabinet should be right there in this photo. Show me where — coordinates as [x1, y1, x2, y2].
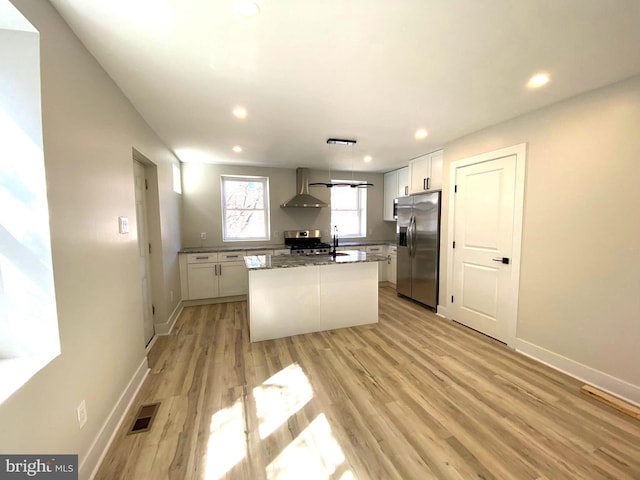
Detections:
[218, 261, 248, 297]
[183, 251, 250, 300]
[387, 245, 397, 286]
[366, 245, 387, 282]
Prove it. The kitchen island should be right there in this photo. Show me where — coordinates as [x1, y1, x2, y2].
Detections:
[245, 250, 386, 342]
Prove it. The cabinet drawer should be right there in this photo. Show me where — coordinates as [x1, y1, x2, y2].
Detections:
[187, 253, 218, 264]
[388, 245, 397, 255]
[366, 245, 386, 253]
[219, 251, 245, 262]
[273, 249, 291, 256]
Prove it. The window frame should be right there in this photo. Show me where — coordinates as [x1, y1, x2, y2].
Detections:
[220, 175, 271, 242]
[330, 180, 367, 238]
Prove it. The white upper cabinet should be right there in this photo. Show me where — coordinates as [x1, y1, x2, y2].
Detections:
[397, 167, 409, 197]
[383, 171, 397, 221]
[383, 166, 409, 222]
[409, 150, 443, 194]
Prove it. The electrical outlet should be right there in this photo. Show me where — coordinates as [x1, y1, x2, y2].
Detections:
[77, 400, 87, 429]
[200, 232, 207, 240]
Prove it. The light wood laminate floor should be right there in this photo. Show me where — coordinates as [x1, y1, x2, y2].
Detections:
[96, 287, 640, 480]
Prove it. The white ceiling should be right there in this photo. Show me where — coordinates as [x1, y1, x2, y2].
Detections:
[49, 0, 640, 172]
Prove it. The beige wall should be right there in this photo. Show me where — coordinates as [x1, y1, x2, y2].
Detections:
[0, 0, 182, 468]
[440, 75, 640, 390]
[182, 163, 395, 247]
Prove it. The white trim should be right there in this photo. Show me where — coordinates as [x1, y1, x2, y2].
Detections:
[435, 306, 451, 319]
[445, 143, 527, 347]
[154, 300, 183, 335]
[515, 338, 640, 408]
[81, 358, 149, 480]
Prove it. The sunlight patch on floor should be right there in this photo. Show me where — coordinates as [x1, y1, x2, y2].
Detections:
[266, 413, 349, 480]
[204, 400, 246, 480]
[253, 362, 313, 439]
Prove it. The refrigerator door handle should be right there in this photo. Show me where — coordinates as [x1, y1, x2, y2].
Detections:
[408, 215, 416, 257]
[411, 215, 417, 257]
[407, 215, 413, 257]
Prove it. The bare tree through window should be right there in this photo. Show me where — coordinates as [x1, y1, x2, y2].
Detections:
[221, 176, 270, 241]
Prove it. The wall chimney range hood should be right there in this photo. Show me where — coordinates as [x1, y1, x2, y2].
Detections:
[280, 168, 328, 208]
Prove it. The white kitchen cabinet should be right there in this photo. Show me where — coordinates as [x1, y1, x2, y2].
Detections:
[184, 251, 248, 300]
[409, 150, 443, 194]
[186, 253, 219, 299]
[383, 167, 410, 221]
[366, 245, 387, 282]
[387, 245, 397, 286]
[397, 167, 409, 197]
[273, 249, 290, 256]
[218, 261, 248, 297]
[383, 171, 397, 221]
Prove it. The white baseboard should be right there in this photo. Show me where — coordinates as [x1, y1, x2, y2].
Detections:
[81, 358, 149, 480]
[515, 338, 640, 408]
[436, 305, 451, 319]
[155, 301, 183, 336]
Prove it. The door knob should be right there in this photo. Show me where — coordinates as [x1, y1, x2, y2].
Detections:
[492, 257, 510, 264]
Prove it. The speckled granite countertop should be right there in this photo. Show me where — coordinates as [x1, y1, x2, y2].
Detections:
[180, 245, 287, 254]
[244, 250, 388, 270]
[180, 240, 395, 254]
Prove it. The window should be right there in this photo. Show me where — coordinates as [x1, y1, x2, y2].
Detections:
[330, 181, 367, 238]
[221, 175, 270, 241]
[1, 0, 60, 404]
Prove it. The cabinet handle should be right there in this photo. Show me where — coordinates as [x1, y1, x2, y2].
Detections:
[195, 256, 208, 260]
[219, 264, 222, 275]
[226, 255, 239, 259]
[404, 186, 408, 196]
[214, 264, 218, 276]
[427, 177, 430, 190]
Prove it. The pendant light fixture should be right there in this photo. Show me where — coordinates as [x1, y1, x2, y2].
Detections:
[309, 138, 374, 188]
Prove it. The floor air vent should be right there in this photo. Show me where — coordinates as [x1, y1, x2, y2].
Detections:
[127, 402, 160, 435]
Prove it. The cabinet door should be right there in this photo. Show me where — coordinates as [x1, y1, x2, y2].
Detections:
[397, 167, 409, 197]
[187, 263, 218, 299]
[273, 249, 291, 256]
[429, 151, 443, 190]
[218, 261, 249, 296]
[383, 171, 398, 221]
[388, 253, 397, 285]
[366, 245, 387, 282]
[409, 154, 432, 194]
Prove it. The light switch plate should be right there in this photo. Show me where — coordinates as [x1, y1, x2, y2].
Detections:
[118, 216, 129, 234]
[200, 232, 206, 240]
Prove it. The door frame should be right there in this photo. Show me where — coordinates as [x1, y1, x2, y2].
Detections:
[445, 143, 527, 348]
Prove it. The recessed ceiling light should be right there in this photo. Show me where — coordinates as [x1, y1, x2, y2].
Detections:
[414, 128, 428, 140]
[233, 1, 260, 17]
[232, 145, 242, 153]
[363, 155, 373, 163]
[527, 72, 550, 89]
[232, 106, 247, 119]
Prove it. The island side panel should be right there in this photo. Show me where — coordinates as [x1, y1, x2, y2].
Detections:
[319, 262, 379, 330]
[248, 266, 321, 342]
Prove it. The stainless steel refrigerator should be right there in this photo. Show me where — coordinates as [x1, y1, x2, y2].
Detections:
[396, 192, 441, 309]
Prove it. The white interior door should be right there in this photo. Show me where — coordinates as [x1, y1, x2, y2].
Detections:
[133, 161, 154, 345]
[451, 152, 520, 343]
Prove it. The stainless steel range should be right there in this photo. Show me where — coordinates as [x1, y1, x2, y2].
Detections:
[284, 230, 331, 255]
